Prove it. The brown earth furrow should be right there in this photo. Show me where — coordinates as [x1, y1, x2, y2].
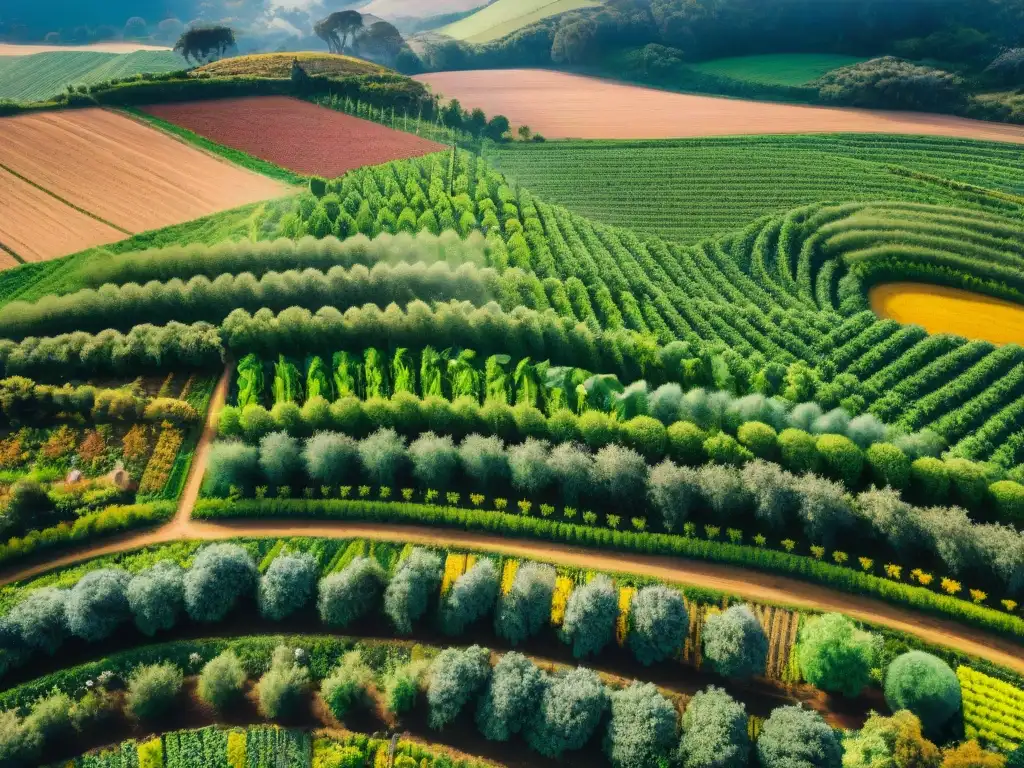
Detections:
[0, 109, 288, 234]
[415, 69, 1024, 143]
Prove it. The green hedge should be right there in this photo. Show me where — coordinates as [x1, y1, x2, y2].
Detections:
[192, 498, 1024, 639]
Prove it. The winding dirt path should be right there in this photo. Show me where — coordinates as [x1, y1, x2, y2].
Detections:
[1, 364, 1021, 676]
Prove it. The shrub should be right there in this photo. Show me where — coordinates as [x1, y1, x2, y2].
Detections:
[697, 464, 751, 520]
[508, 438, 553, 495]
[183, 543, 257, 622]
[384, 548, 442, 633]
[793, 474, 856, 548]
[605, 682, 678, 768]
[945, 458, 989, 509]
[546, 441, 594, 504]
[5, 587, 68, 655]
[321, 651, 373, 720]
[259, 552, 317, 620]
[737, 421, 778, 459]
[495, 561, 556, 645]
[940, 741, 1006, 768]
[459, 434, 509, 488]
[866, 443, 911, 490]
[318, 557, 387, 627]
[126, 662, 183, 720]
[409, 432, 460, 488]
[911, 458, 950, 505]
[258, 645, 310, 719]
[526, 668, 607, 758]
[65, 567, 131, 642]
[384, 660, 427, 715]
[427, 645, 491, 729]
[240, 404, 276, 442]
[0, 710, 41, 767]
[778, 428, 819, 474]
[595, 444, 648, 502]
[648, 460, 700, 532]
[991, 480, 1024, 522]
[204, 441, 259, 496]
[561, 574, 618, 659]
[667, 421, 706, 464]
[442, 558, 498, 636]
[579, 410, 618, 450]
[884, 651, 961, 734]
[842, 711, 939, 768]
[757, 705, 842, 768]
[628, 585, 688, 665]
[358, 428, 408, 486]
[701, 604, 767, 679]
[816, 434, 864, 487]
[25, 691, 74, 741]
[476, 651, 545, 741]
[797, 613, 874, 697]
[678, 686, 749, 768]
[314, 744, 365, 768]
[127, 561, 184, 636]
[303, 432, 359, 484]
[703, 433, 753, 467]
[741, 460, 797, 530]
[622, 416, 668, 460]
[198, 650, 247, 710]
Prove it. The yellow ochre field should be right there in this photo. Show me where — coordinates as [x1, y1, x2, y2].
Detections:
[870, 282, 1024, 346]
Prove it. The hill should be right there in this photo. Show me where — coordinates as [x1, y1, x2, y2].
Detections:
[0, 49, 186, 103]
[440, 0, 600, 43]
[192, 52, 389, 79]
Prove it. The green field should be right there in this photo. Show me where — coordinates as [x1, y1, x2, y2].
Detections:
[0, 49, 186, 102]
[687, 53, 866, 86]
[440, 0, 601, 43]
[487, 134, 1024, 243]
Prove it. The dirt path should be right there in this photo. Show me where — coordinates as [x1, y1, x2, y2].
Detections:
[0, 366, 1021, 677]
[414, 69, 1024, 143]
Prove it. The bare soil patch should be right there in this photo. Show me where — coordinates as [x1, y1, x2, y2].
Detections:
[0, 42, 171, 56]
[415, 69, 1024, 143]
[0, 108, 288, 235]
[143, 96, 446, 177]
[0, 165, 123, 262]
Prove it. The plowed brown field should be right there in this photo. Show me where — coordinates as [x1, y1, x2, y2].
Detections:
[415, 69, 1024, 143]
[143, 96, 446, 177]
[0, 166, 123, 262]
[0, 109, 287, 238]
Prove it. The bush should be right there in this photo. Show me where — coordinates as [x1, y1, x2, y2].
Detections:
[991, 480, 1024, 522]
[259, 552, 317, 620]
[628, 585, 688, 665]
[778, 428, 819, 474]
[595, 444, 648, 502]
[648, 460, 700, 532]
[427, 645, 491, 729]
[945, 458, 989, 509]
[697, 464, 751, 520]
[358, 428, 408, 486]
[703, 433, 753, 467]
[741, 460, 797, 530]
[384, 660, 426, 715]
[0, 710, 41, 767]
[678, 686, 749, 768]
[816, 434, 864, 487]
[318, 556, 387, 627]
[442, 558, 498, 635]
[459, 434, 509, 488]
[204, 441, 259, 496]
[843, 711, 939, 768]
[257, 645, 310, 719]
[911, 458, 951, 505]
[866, 443, 911, 490]
[475, 651, 545, 741]
[127, 561, 184, 636]
[737, 421, 778, 459]
[303, 432, 359, 484]
[526, 668, 607, 758]
[561, 574, 617, 659]
[5, 587, 68, 655]
[797, 613, 875, 697]
[321, 651, 373, 720]
[940, 741, 1006, 768]
[547, 442, 594, 504]
[622, 416, 668, 459]
[198, 650, 247, 710]
[384, 548, 442, 633]
[757, 705, 842, 768]
[508, 438, 554, 495]
[667, 421, 706, 464]
[65, 567, 131, 642]
[604, 682, 678, 768]
[793, 474, 856, 548]
[701, 604, 767, 679]
[494, 561, 556, 645]
[184, 543, 257, 622]
[579, 410, 618, 450]
[126, 662, 183, 720]
[25, 690, 74, 741]
[884, 651, 962, 734]
[409, 432, 460, 488]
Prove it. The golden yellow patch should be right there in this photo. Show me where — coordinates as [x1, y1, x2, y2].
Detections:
[870, 282, 1024, 346]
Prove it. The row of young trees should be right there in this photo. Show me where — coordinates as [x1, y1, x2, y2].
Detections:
[205, 430, 1024, 596]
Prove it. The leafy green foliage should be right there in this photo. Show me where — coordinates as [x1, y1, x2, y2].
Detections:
[884, 652, 963, 734]
[797, 613, 876, 697]
[702, 604, 768, 679]
[628, 585, 688, 665]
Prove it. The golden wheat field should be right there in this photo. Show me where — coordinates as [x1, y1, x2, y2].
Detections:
[870, 282, 1024, 346]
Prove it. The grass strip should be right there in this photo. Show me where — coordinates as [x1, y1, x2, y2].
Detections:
[193, 498, 1024, 641]
[122, 106, 308, 186]
[0, 240, 24, 264]
[0, 161, 131, 235]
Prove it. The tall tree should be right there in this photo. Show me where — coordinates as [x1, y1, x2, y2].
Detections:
[173, 25, 235, 64]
